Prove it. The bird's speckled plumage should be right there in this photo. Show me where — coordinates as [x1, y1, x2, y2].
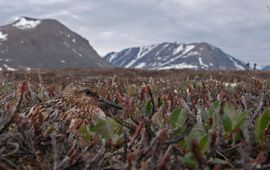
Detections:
[21, 82, 119, 138]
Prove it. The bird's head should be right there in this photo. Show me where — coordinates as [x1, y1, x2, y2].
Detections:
[62, 82, 122, 110]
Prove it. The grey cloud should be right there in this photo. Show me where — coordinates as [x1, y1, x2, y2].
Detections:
[0, 0, 269, 65]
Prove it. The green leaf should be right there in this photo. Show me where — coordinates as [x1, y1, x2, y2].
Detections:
[224, 102, 237, 123]
[199, 135, 209, 154]
[169, 108, 186, 128]
[179, 153, 197, 169]
[223, 114, 233, 132]
[151, 110, 164, 129]
[186, 128, 205, 150]
[212, 101, 220, 110]
[223, 102, 248, 131]
[234, 111, 249, 130]
[169, 108, 181, 127]
[144, 100, 153, 117]
[255, 109, 270, 142]
[78, 126, 92, 142]
[195, 105, 208, 123]
[88, 118, 122, 144]
[105, 117, 121, 143]
[90, 119, 106, 132]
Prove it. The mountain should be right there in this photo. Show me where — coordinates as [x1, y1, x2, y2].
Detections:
[262, 65, 270, 70]
[0, 17, 109, 71]
[104, 42, 247, 70]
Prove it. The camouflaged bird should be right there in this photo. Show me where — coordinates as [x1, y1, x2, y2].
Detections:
[20, 82, 122, 138]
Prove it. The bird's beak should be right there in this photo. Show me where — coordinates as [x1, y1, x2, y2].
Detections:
[98, 98, 123, 110]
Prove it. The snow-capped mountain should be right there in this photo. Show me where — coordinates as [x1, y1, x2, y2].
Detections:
[0, 17, 109, 71]
[104, 42, 247, 70]
[262, 65, 270, 70]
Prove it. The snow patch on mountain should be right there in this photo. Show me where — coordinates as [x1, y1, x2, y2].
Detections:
[125, 44, 158, 68]
[158, 44, 196, 67]
[228, 55, 245, 70]
[173, 44, 184, 55]
[105, 52, 117, 63]
[72, 48, 82, 57]
[0, 16, 109, 69]
[3, 64, 16, 71]
[137, 44, 157, 59]
[135, 62, 146, 68]
[0, 31, 7, 41]
[64, 41, 71, 48]
[12, 17, 41, 30]
[182, 45, 195, 56]
[158, 63, 198, 70]
[104, 42, 247, 70]
[198, 57, 208, 68]
[186, 51, 199, 57]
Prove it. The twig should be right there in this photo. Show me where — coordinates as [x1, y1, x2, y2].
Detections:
[251, 93, 264, 121]
[128, 121, 144, 148]
[0, 94, 15, 105]
[180, 98, 196, 120]
[18, 129, 43, 168]
[191, 139, 206, 170]
[216, 150, 234, 168]
[157, 145, 172, 170]
[148, 130, 168, 170]
[85, 141, 106, 169]
[64, 139, 97, 169]
[1, 143, 19, 157]
[51, 132, 59, 170]
[115, 117, 136, 132]
[1, 157, 17, 169]
[0, 87, 24, 134]
[0, 113, 16, 135]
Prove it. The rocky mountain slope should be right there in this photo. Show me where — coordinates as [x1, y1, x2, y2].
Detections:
[104, 42, 247, 70]
[0, 17, 109, 70]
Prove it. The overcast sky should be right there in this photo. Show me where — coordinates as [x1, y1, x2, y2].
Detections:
[0, 0, 270, 65]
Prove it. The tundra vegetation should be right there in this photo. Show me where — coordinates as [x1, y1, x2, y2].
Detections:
[0, 68, 270, 169]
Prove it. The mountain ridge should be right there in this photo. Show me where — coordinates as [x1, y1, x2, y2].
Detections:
[0, 17, 109, 70]
[104, 42, 247, 70]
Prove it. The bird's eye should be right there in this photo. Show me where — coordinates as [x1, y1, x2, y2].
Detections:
[84, 90, 94, 96]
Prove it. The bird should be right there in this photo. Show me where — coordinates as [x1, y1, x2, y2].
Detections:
[20, 81, 122, 140]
